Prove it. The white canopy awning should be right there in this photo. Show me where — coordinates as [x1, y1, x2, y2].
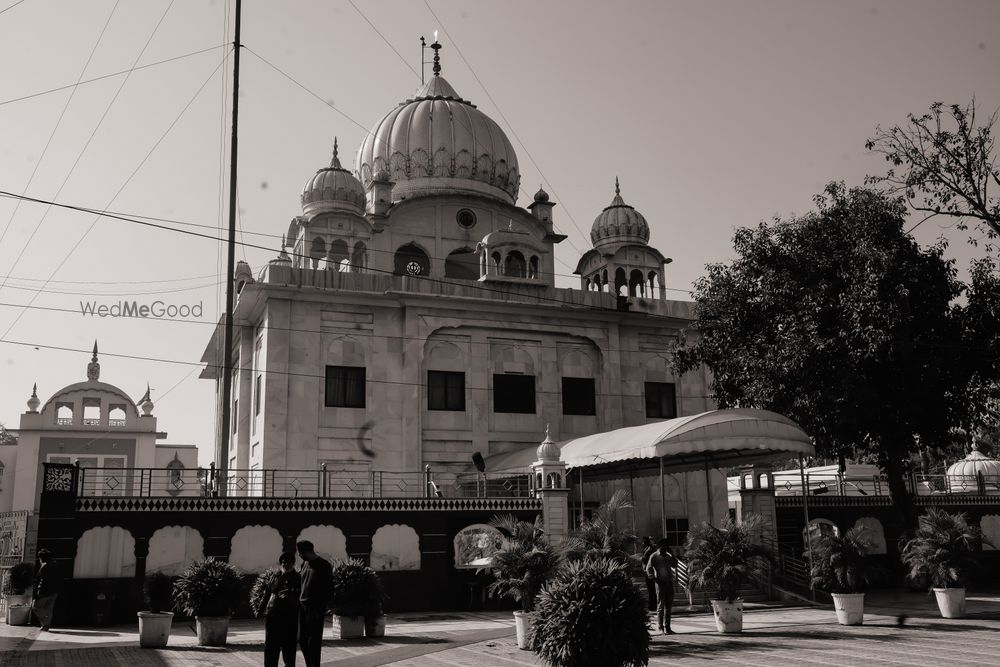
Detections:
[479, 409, 814, 477]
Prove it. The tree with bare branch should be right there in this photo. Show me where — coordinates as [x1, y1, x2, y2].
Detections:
[866, 99, 1000, 246]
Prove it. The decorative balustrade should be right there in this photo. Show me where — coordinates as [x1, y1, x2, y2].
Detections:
[72, 465, 535, 500]
[772, 471, 1000, 500]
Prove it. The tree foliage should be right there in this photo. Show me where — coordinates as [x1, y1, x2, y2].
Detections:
[867, 99, 1000, 247]
[673, 184, 1000, 527]
[0, 422, 16, 447]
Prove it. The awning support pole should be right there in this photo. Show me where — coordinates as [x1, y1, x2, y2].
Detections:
[704, 454, 714, 527]
[659, 456, 667, 538]
[579, 467, 585, 526]
[799, 454, 815, 600]
[628, 465, 637, 534]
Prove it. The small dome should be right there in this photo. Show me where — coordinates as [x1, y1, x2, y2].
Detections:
[536, 427, 560, 461]
[590, 178, 650, 249]
[301, 138, 366, 215]
[533, 186, 549, 203]
[946, 442, 1000, 492]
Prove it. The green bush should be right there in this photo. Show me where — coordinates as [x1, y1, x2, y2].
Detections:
[901, 509, 992, 589]
[807, 526, 878, 594]
[329, 559, 384, 617]
[172, 558, 244, 617]
[143, 571, 175, 613]
[485, 515, 560, 613]
[249, 567, 281, 618]
[4, 562, 34, 595]
[530, 557, 649, 667]
[684, 513, 774, 603]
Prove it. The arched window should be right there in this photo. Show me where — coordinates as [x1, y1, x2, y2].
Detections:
[602, 269, 609, 293]
[453, 524, 502, 568]
[490, 251, 502, 274]
[352, 242, 367, 272]
[327, 239, 349, 271]
[504, 251, 527, 278]
[528, 256, 539, 279]
[394, 243, 431, 276]
[629, 269, 645, 297]
[55, 402, 73, 425]
[614, 268, 627, 296]
[648, 270, 658, 295]
[310, 237, 326, 268]
[444, 247, 480, 280]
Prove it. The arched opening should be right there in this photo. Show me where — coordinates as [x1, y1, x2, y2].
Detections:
[490, 251, 502, 275]
[602, 269, 609, 293]
[453, 524, 502, 568]
[803, 518, 839, 549]
[394, 243, 431, 276]
[352, 242, 367, 272]
[629, 269, 645, 297]
[528, 255, 539, 279]
[327, 239, 349, 271]
[504, 250, 527, 278]
[108, 404, 126, 426]
[648, 270, 658, 295]
[615, 267, 627, 296]
[444, 247, 480, 280]
[55, 402, 73, 425]
[310, 237, 326, 268]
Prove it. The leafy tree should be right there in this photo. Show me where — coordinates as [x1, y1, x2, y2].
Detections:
[673, 183, 1000, 528]
[0, 422, 16, 446]
[866, 99, 1000, 247]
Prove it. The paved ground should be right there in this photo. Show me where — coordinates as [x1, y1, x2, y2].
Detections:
[2, 591, 1000, 666]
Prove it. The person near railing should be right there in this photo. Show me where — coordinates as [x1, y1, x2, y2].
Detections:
[641, 536, 657, 611]
[645, 538, 678, 635]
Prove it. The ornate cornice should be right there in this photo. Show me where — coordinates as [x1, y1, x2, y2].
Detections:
[76, 496, 543, 513]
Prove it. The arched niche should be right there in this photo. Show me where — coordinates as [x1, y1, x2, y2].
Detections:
[504, 250, 527, 278]
[371, 524, 421, 571]
[445, 247, 480, 280]
[296, 524, 348, 565]
[327, 239, 349, 270]
[803, 518, 839, 549]
[147, 526, 205, 575]
[852, 517, 887, 555]
[426, 339, 466, 373]
[614, 267, 627, 296]
[394, 242, 431, 277]
[351, 241, 367, 272]
[453, 524, 502, 568]
[629, 269, 646, 297]
[981, 514, 1000, 551]
[230, 525, 284, 573]
[74, 526, 136, 578]
[310, 237, 326, 267]
[327, 335, 367, 367]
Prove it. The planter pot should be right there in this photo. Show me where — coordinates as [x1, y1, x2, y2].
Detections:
[6, 604, 32, 626]
[330, 615, 365, 639]
[710, 599, 744, 634]
[831, 592, 865, 626]
[195, 616, 230, 646]
[513, 611, 533, 650]
[364, 614, 386, 637]
[5, 593, 32, 608]
[933, 587, 966, 619]
[138, 611, 174, 648]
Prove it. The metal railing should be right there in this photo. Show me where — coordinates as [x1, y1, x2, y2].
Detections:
[73, 465, 535, 499]
[775, 473, 888, 497]
[912, 473, 1000, 496]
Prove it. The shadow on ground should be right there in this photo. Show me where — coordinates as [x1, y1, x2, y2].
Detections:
[649, 628, 906, 658]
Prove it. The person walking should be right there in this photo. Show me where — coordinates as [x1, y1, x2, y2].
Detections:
[32, 549, 61, 631]
[297, 540, 333, 667]
[641, 536, 657, 611]
[265, 551, 301, 667]
[645, 539, 678, 634]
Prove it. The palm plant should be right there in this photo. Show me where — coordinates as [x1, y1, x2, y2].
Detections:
[484, 514, 560, 613]
[249, 567, 281, 618]
[684, 513, 775, 602]
[807, 526, 879, 594]
[172, 558, 244, 617]
[900, 509, 992, 589]
[562, 490, 639, 566]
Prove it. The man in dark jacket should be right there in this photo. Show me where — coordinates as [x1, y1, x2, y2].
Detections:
[297, 540, 333, 667]
[265, 551, 301, 667]
[32, 549, 61, 631]
[645, 539, 678, 634]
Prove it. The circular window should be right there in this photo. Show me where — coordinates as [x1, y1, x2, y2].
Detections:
[456, 209, 477, 229]
[405, 261, 423, 276]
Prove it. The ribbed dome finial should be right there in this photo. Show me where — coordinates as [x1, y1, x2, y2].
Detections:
[590, 177, 649, 248]
[615, 176, 620, 196]
[331, 137, 341, 169]
[431, 33, 442, 76]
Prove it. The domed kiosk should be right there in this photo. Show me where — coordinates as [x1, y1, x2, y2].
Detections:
[946, 440, 1000, 494]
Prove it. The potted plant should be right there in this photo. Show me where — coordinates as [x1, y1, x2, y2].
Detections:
[249, 566, 282, 618]
[172, 558, 244, 646]
[562, 490, 639, 566]
[530, 557, 649, 667]
[684, 513, 774, 633]
[329, 559, 382, 639]
[807, 526, 878, 625]
[900, 509, 993, 618]
[4, 562, 35, 626]
[361, 567, 386, 638]
[484, 514, 560, 650]
[137, 571, 175, 647]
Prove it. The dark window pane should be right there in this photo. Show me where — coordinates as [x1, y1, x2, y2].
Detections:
[325, 366, 366, 408]
[644, 382, 676, 418]
[254, 375, 262, 415]
[428, 371, 465, 411]
[493, 374, 536, 414]
[561, 377, 596, 416]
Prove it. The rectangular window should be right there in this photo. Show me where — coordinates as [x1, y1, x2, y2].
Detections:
[325, 366, 366, 408]
[428, 371, 465, 411]
[644, 382, 677, 419]
[561, 377, 596, 416]
[254, 375, 262, 416]
[493, 374, 536, 414]
[232, 399, 238, 434]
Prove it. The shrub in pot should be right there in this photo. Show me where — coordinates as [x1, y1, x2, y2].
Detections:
[329, 559, 383, 639]
[684, 514, 774, 634]
[530, 557, 648, 667]
[3, 562, 34, 626]
[900, 509, 993, 619]
[484, 514, 560, 650]
[249, 567, 281, 618]
[138, 571, 175, 647]
[807, 526, 878, 625]
[172, 558, 244, 646]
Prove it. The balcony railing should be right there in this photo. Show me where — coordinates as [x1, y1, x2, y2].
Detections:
[772, 472, 1000, 498]
[73, 465, 535, 499]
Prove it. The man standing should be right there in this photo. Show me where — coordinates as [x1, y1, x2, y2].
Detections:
[641, 536, 657, 611]
[32, 549, 61, 631]
[265, 551, 301, 667]
[297, 540, 333, 667]
[645, 539, 678, 634]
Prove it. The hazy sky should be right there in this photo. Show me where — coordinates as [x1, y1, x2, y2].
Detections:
[1, 0, 997, 465]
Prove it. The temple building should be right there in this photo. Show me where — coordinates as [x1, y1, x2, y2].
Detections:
[198, 43, 724, 534]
